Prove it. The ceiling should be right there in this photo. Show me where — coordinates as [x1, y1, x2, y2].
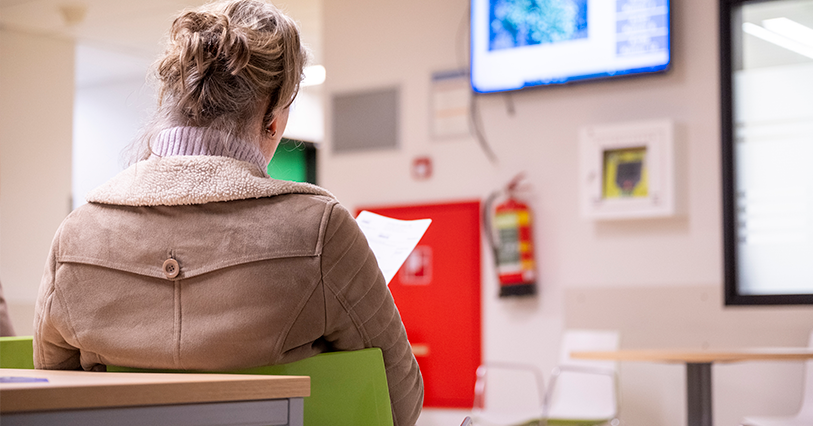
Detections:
[5, 0, 811, 86]
[0, 0, 322, 86]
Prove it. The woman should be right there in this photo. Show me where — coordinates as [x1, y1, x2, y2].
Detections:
[32, 1, 423, 424]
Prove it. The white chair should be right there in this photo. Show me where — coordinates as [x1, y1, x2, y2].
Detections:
[471, 330, 620, 426]
[543, 329, 620, 426]
[471, 362, 546, 426]
[740, 331, 813, 426]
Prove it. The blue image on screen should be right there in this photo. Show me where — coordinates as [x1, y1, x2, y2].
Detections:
[489, 0, 588, 51]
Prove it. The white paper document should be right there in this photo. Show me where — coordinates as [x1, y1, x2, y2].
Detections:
[356, 210, 432, 284]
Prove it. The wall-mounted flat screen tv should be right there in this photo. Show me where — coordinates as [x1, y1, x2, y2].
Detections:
[471, 0, 671, 93]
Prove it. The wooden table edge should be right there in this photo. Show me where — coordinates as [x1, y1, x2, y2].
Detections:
[0, 369, 310, 413]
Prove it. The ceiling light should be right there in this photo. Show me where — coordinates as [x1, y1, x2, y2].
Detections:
[762, 17, 813, 48]
[742, 21, 813, 59]
[302, 65, 326, 87]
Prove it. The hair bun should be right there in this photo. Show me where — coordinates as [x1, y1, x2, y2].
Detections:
[220, 26, 251, 75]
[168, 10, 253, 81]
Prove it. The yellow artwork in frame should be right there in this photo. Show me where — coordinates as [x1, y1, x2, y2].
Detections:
[579, 119, 675, 219]
[602, 147, 648, 199]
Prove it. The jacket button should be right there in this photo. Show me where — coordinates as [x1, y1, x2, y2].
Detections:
[162, 258, 180, 279]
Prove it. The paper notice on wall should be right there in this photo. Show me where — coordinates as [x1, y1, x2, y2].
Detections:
[431, 69, 471, 140]
[356, 210, 432, 284]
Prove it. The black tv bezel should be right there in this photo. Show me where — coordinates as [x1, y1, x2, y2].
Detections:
[469, 0, 673, 94]
[720, 0, 813, 306]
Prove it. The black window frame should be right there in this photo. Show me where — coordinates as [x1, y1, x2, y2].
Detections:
[721, 0, 813, 305]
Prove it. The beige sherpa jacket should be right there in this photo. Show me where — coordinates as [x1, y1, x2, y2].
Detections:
[34, 155, 423, 426]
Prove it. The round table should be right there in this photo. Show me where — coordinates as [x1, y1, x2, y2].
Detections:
[570, 348, 813, 426]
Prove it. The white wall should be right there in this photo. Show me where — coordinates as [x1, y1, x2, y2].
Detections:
[0, 29, 74, 336]
[286, 85, 325, 143]
[73, 78, 154, 209]
[320, 0, 813, 425]
[71, 43, 155, 210]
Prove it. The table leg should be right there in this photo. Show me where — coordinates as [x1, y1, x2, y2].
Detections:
[289, 397, 304, 426]
[686, 362, 712, 426]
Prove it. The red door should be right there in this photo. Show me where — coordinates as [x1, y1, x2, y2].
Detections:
[358, 201, 481, 408]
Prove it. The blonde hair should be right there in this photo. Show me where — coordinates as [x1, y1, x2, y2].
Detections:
[131, 0, 306, 162]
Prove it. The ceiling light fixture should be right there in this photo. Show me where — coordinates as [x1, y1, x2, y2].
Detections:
[302, 65, 326, 87]
[742, 19, 813, 59]
[763, 17, 813, 47]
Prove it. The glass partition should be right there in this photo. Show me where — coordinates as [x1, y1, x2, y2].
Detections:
[721, 0, 813, 304]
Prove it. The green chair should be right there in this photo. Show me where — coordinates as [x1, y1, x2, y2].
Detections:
[109, 348, 394, 426]
[0, 335, 34, 369]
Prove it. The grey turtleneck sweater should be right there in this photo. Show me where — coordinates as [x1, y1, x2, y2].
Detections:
[151, 126, 269, 173]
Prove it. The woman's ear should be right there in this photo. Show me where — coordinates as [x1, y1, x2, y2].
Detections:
[266, 117, 279, 137]
[268, 108, 290, 140]
[261, 108, 290, 161]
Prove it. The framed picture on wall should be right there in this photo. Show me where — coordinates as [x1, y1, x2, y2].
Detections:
[602, 147, 649, 199]
[580, 120, 675, 220]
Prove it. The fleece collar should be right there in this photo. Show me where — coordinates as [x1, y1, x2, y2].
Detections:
[86, 155, 334, 207]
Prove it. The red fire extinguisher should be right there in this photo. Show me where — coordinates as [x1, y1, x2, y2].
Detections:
[484, 174, 537, 297]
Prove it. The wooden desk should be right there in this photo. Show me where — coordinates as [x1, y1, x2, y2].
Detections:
[0, 368, 310, 426]
[571, 348, 813, 426]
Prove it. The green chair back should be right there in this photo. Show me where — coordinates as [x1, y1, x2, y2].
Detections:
[0, 336, 34, 369]
[109, 348, 394, 426]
